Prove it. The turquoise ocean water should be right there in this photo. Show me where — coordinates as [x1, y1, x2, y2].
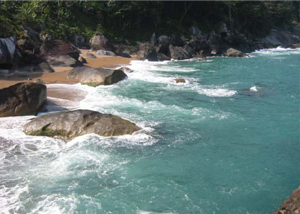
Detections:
[0, 48, 299, 214]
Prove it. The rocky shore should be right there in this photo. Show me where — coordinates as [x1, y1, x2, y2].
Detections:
[0, 23, 299, 212]
[271, 187, 300, 214]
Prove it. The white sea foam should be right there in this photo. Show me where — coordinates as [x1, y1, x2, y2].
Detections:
[254, 47, 300, 55]
[250, 86, 258, 92]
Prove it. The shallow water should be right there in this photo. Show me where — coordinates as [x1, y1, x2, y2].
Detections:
[0, 47, 299, 214]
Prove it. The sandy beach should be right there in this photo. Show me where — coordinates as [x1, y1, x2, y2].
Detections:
[0, 50, 136, 89]
[0, 51, 136, 109]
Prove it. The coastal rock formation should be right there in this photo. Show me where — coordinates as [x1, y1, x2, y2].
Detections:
[68, 66, 127, 86]
[0, 37, 16, 65]
[89, 34, 114, 51]
[224, 48, 246, 57]
[40, 40, 82, 67]
[137, 43, 158, 61]
[0, 82, 46, 117]
[261, 29, 300, 48]
[271, 187, 300, 214]
[23, 109, 141, 141]
[157, 35, 170, 55]
[169, 44, 193, 60]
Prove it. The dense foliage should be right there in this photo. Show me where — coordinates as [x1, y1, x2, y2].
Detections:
[0, 1, 299, 42]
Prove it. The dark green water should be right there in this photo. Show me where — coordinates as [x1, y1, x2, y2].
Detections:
[0, 48, 299, 214]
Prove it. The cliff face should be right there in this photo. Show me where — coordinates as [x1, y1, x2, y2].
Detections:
[271, 187, 300, 214]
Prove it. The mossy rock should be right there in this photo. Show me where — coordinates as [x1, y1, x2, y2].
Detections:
[23, 109, 141, 141]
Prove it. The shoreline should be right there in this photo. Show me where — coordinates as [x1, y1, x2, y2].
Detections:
[0, 52, 136, 112]
[0, 51, 136, 90]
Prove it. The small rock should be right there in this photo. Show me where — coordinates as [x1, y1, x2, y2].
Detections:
[175, 78, 186, 83]
[96, 50, 116, 56]
[35, 79, 44, 84]
[86, 53, 97, 58]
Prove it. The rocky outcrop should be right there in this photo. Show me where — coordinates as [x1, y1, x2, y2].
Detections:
[89, 34, 114, 51]
[169, 45, 193, 60]
[68, 66, 127, 86]
[271, 187, 300, 214]
[224, 48, 246, 57]
[96, 50, 116, 56]
[23, 109, 141, 141]
[0, 82, 46, 117]
[261, 29, 300, 48]
[156, 35, 170, 55]
[0, 37, 16, 65]
[137, 43, 158, 61]
[40, 40, 82, 67]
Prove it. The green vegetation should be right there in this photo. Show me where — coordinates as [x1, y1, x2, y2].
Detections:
[0, 1, 299, 42]
[25, 129, 68, 138]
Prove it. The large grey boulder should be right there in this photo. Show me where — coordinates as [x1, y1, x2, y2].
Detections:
[23, 109, 141, 141]
[89, 34, 114, 51]
[137, 43, 158, 61]
[40, 40, 82, 67]
[0, 37, 16, 65]
[271, 187, 300, 214]
[0, 82, 47, 117]
[224, 48, 246, 57]
[169, 45, 193, 60]
[68, 66, 127, 86]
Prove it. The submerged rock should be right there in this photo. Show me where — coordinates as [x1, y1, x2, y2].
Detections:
[0, 82, 46, 117]
[68, 66, 127, 86]
[224, 48, 246, 57]
[23, 109, 141, 141]
[271, 187, 300, 214]
[175, 78, 186, 83]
